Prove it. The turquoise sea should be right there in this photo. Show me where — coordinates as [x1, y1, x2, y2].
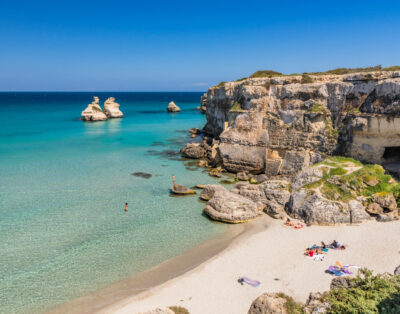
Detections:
[0, 92, 227, 313]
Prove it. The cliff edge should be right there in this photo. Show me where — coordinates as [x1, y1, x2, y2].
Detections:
[199, 69, 400, 177]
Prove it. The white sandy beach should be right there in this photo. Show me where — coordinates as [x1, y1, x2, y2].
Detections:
[102, 217, 400, 314]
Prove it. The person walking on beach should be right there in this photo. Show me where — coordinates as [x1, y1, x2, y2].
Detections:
[124, 202, 128, 212]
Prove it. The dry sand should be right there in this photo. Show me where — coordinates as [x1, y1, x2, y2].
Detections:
[102, 217, 400, 314]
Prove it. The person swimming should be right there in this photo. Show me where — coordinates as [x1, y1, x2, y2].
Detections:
[124, 202, 128, 212]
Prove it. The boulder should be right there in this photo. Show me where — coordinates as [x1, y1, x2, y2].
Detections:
[189, 127, 201, 135]
[372, 193, 398, 213]
[247, 293, 289, 314]
[236, 171, 250, 181]
[103, 97, 124, 118]
[232, 180, 291, 219]
[180, 143, 206, 159]
[287, 190, 371, 225]
[200, 184, 226, 200]
[262, 180, 291, 219]
[81, 96, 108, 121]
[204, 187, 261, 223]
[167, 101, 181, 112]
[170, 183, 196, 195]
[366, 203, 384, 215]
[251, 174, 269, 183]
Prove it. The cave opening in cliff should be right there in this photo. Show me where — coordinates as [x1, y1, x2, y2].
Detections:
[383, 147, 400, 162]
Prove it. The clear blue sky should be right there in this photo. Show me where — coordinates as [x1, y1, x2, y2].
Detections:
[1, 0, 399, 91]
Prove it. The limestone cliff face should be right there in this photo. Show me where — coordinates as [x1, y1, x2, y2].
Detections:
[203, 71, 400, 176]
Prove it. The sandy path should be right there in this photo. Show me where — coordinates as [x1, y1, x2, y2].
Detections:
[103, 217, 400, 314]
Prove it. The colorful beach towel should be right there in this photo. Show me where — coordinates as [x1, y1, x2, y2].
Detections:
[239, 277, 261, 287]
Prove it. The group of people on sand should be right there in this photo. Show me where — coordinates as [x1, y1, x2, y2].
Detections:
[304, 241, 347, 257]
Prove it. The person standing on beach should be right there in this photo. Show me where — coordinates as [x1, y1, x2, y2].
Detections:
[124, 202, 128, 212]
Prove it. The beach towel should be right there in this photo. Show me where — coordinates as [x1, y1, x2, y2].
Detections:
[328, 266, 344, 276]
[239, 277, 261, 287]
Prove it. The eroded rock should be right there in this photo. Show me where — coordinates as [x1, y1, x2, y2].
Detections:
[247, 293, 289, 314]
[103, 97, 124, 118]
[81, 97, 108, 121]
[167, 101, 181, 112]
[204, 187, 261, 223]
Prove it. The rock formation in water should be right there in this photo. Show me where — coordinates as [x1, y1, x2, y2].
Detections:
[195, 70, 400, 177]
[103, 97, 124, 118]
[167, 101, 181, 112]
[81, 96, 108, 121]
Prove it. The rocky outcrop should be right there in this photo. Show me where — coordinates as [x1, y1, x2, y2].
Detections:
[203, 186, 261, 223]
[170, 183, 196, 195]
[167, 101, 181, 112]
[248, 293, 303, 314]
[81, 97, 108, 121]
[103, 97, 124, 118]
[232, 180, 291, 219]
[180, 143, 206, 159]
[201, 71, 400, 176]
[200, 184, 227, 200]
[286, 157, 398, 225]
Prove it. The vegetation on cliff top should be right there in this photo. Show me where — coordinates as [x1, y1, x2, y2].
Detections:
[324, 269, 400, 313]
[304, 156, 400, 206]
[224, 65, 400, 84]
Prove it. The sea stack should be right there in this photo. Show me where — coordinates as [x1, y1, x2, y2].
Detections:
[103, 97, 124, 118]
[81, 97, 108, 121]
[167, 101, 180, 112]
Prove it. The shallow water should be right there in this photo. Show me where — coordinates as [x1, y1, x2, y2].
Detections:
[0, 92, 227, 313]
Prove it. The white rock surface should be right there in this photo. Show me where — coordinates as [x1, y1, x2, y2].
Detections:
[103, 97, 124, 118]
[81, 97, 108, 121]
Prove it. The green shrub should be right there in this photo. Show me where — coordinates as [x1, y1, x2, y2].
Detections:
[216, 81, 226, 87]
[308, 103, 327, 113]
[325, 269, 400, 314]
[301, 74, 313, 84]
[383, 66, 400, 72]
[168, 305, 190, 314]
[249, 70, 283, 78]
[92, 106, 103, 112]
[230, 101, 242, 111]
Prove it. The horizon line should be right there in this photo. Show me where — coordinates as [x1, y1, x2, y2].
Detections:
[0, 90, 207, 93]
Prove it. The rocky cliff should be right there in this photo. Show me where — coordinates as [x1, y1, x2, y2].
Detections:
[201, 71, 400, 177]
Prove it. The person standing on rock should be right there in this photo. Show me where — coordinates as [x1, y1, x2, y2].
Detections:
[124, 202, 128, 212]
[172, 175, 176, 188]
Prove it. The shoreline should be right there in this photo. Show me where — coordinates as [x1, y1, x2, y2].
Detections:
[106, 218, 400, 314]
[47, 217, 269, 314]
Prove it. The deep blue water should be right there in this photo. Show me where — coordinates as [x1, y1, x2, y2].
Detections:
[0, 92, 227, 313]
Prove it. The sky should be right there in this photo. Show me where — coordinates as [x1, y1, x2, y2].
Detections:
[1, 0, 400, 91]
